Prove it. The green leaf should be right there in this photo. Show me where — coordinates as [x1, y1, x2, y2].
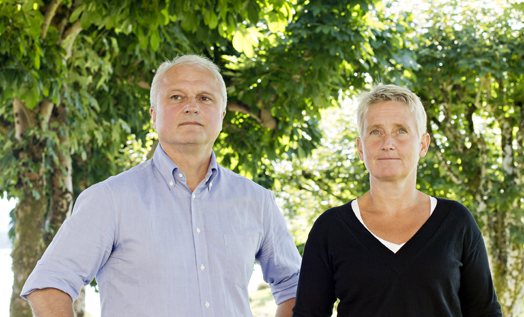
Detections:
[34, 53, 40, 70]
[204, 9, 219, 29]
[80, 8, 92, 29]
[19, 41, 26, 56]
[137, 27, 148, 49]
[248, 1, 259, 24]
[150, 29, 160, 51]
[70, 4, 85, 23]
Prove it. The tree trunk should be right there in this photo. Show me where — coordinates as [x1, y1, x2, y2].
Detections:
[46, 104, 73, 244]
[10, 100, 51, 317]
[9, 157, 48, 317]
[73, 286, 86, 317]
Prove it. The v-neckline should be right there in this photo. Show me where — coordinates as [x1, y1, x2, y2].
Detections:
[346, 198, 450, 258]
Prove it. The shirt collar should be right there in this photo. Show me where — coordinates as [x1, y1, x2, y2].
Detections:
[152, 143, 219, 190]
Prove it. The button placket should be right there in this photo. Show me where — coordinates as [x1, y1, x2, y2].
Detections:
[190, 187, 212, 316]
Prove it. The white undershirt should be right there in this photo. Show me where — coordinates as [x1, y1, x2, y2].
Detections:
[351, 197, 438, 253]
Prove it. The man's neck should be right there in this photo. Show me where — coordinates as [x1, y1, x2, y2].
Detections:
[162, 144, 213, 192]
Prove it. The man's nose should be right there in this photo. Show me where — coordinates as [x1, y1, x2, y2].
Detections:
[184, 98, 199, 113]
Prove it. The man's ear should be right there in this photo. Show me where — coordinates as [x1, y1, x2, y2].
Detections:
[150, 107, 157, 129]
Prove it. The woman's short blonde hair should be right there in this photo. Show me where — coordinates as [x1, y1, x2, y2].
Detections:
[356, 84, 427, 138]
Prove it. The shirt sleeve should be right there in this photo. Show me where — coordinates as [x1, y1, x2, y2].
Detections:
[20, 182, 116, 301]
[256, 191, 302, 305]
[458, 207, 502, 317]
[292, 212, 337, 317]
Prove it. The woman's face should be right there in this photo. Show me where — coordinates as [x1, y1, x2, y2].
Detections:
[357, 101, 430, 184]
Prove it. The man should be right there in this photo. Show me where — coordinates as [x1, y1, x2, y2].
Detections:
[21, 55, 301, 317]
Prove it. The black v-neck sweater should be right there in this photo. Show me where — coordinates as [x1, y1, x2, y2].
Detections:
[292, 197, 502, 317]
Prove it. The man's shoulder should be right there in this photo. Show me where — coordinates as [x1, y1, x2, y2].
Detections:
[84, 160, 153, 194]
[217, 165, 271, 194]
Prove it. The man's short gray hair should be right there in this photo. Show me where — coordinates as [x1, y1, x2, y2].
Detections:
[150, 55, 228, 112]
[356, 84, 427, 138]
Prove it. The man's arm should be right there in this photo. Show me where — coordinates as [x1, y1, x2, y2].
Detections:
[26, 288, 74, 317]
[276, 297, 295, 317]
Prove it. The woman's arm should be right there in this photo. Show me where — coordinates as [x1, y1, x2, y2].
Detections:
[458, 211, 502, 317]
[292, 216, 337, 317]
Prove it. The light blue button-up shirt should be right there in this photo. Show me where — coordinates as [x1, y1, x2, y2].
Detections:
[21, 144, 301, 316]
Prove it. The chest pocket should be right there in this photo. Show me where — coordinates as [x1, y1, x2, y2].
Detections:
[224, 233, 261, 289]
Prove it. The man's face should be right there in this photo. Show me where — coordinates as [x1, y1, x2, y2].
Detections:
[151, 64, 225, 152]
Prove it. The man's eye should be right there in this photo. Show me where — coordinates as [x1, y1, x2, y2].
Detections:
[170, 95, 181, 100]
[201, 96, 211, 101]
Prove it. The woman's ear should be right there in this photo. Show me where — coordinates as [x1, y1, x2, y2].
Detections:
[419, 133, 431, 157]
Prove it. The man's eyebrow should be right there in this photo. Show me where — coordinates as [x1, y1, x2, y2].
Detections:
[165, 88, 217, 96]
[366, 124, 383, 130]
[366, 123, 410, 130]
[196, 90, 217, 96]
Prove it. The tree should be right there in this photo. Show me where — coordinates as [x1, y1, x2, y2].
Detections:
[1, 0, 415, 316]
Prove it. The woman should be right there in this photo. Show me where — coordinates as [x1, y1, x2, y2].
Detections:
[292, 85, 502, 316]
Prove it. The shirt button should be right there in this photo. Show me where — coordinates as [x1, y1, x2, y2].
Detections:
[196, 228, 201, 234]
[192, 194, 196, 199]
[178, 173, 183, 178]
[169, 181, 173, 186]
[205, 301, 210, 308]
[210, 182, 213, 187]
[200, 264, 205, 271]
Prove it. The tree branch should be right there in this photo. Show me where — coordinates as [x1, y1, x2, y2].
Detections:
[146, 139, 159, 161]
[41, 0, 64, 39]
[227, 101, 277, 130]
[427, 123, 462, 185]
[298, 177, 347, 202]
[516, 103, 524, 184]
[13, 98, 36, 143]
[39, 101, 54, 131]
[500, 118, 515, 176]
[61, 19, 82, 60]
[138, 81, 151, 90]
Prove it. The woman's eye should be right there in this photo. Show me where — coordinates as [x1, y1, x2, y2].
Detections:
[371, 130, 380, 135]
[398, 129, 407, 134]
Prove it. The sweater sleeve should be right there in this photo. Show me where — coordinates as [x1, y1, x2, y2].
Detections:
[458, 206, 502, 317]
[292, 211, 337, 317]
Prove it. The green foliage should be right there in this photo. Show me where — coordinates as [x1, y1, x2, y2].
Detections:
[273, 100, 369, 249]
[215, 0, 417, 186]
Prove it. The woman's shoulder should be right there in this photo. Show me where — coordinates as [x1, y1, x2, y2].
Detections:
[432, 196, 479, 227]
[308, 201, 358, 243]
[433, 196, 470, 213]
[316, 200, 354, 223]
[308, 200, 356, 236]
